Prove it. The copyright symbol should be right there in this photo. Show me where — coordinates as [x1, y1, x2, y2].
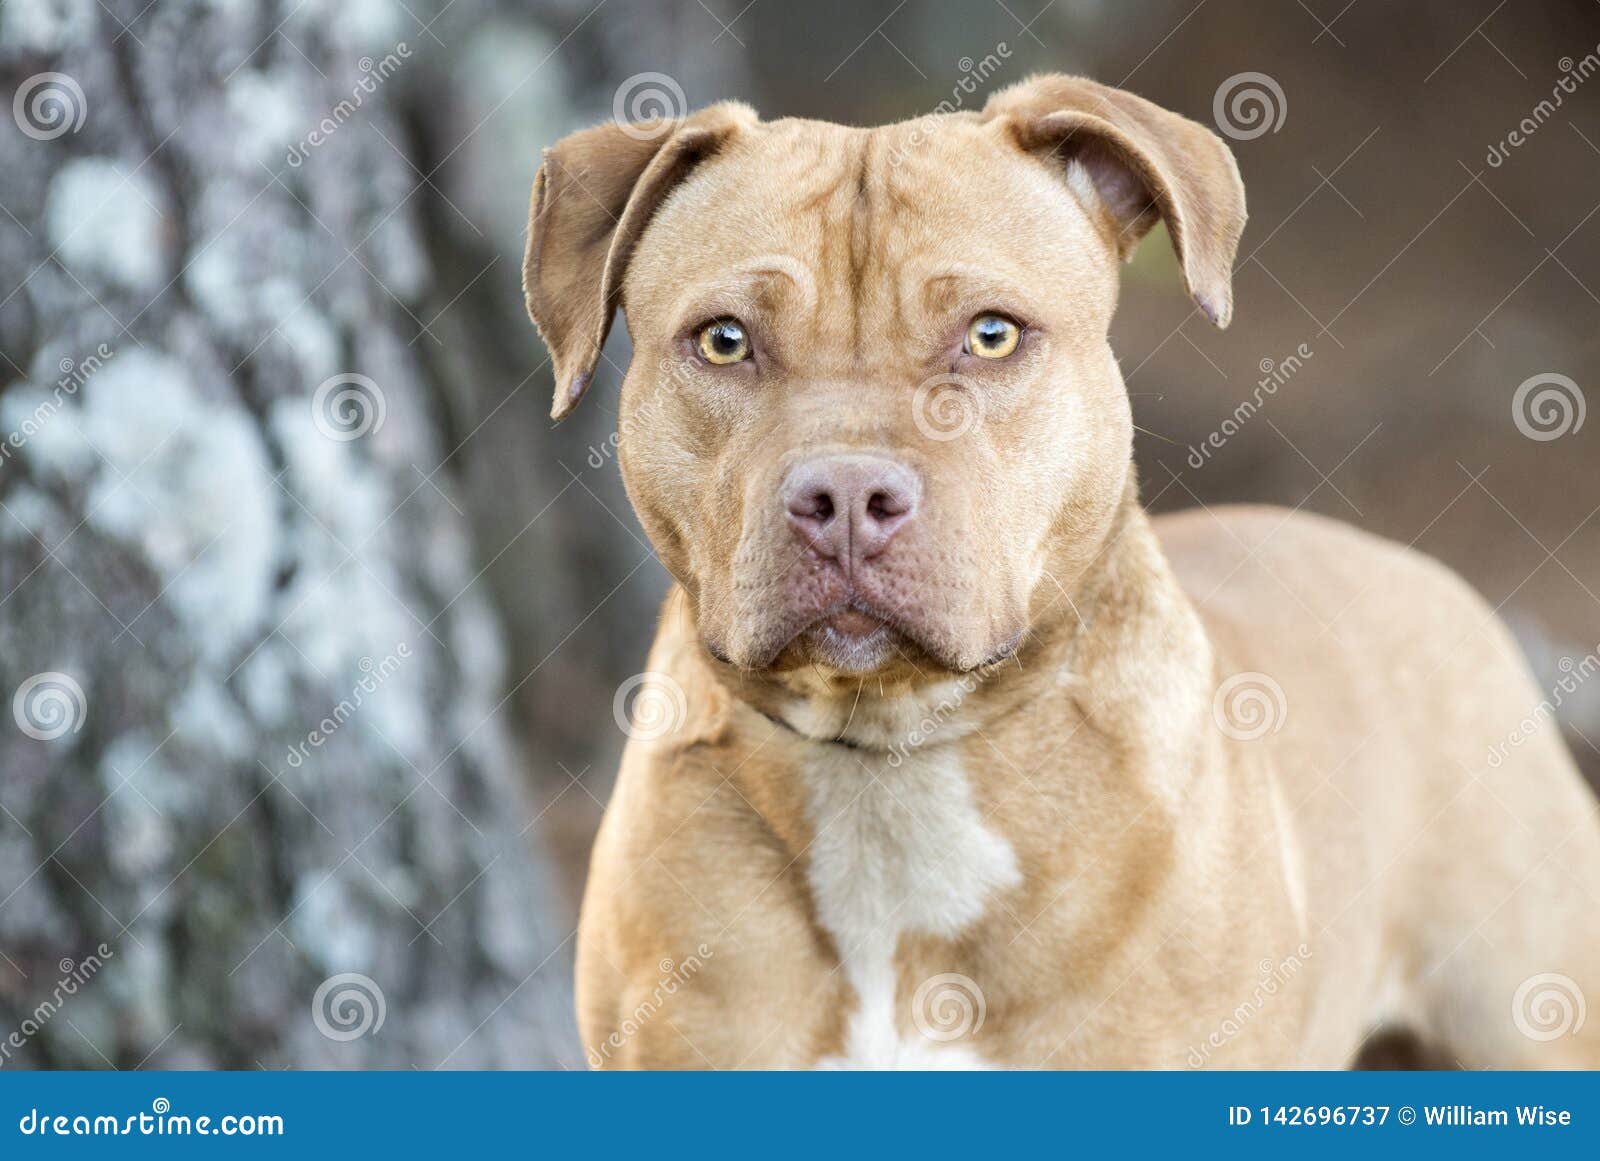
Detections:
[1398, 1106, 1416, 1125]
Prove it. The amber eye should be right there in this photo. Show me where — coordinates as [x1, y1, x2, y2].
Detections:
[697, 318, 751, 365]
[965, 314, 1021, 359]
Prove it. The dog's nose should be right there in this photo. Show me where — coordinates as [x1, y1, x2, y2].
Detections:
[782, 454, 920, 566]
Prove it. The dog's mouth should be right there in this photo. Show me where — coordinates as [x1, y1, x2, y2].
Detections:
[706, 586, 1022, 678]
[799, 603, 902, 673]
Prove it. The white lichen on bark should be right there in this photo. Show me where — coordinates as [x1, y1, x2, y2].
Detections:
[0, 0, 576, 1068]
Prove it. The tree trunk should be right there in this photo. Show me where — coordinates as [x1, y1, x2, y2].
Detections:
[0, 0, 576, 1068]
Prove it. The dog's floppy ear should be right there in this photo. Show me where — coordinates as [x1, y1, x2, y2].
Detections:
[524, 102, 756, 420]
[984, 75, 1246, 328]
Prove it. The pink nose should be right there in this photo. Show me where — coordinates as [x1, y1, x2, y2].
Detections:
[781, 454, 920, 569]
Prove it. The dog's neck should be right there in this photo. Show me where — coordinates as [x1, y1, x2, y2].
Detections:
[694, 476, 1215, 786]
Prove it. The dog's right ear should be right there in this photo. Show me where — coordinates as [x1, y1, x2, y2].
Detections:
[524, 102, 755, 420]
[984, 75, 1246, 329]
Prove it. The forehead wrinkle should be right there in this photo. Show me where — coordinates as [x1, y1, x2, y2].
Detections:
[669, 257, 816, 325]
[741, 254, 817, 310]
[900, 259, 1046, 322]
[848, 133, 876, 358]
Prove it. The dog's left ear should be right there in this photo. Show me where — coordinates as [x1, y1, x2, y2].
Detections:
[524, 102, 756, 419]
[984, 75, 1246, 328]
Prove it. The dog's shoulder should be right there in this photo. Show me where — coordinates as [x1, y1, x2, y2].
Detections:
[1154, 503, 1491, 627]
[578, 600, 843, 1066]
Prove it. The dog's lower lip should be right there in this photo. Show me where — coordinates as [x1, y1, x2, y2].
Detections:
[801, 616, 896, 674]
[820, 608, 883, 637]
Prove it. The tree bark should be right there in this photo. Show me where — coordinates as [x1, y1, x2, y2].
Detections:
[0, 0, 576, 1068]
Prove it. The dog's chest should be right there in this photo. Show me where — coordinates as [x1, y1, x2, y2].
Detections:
[799, 742, 1021, 1068]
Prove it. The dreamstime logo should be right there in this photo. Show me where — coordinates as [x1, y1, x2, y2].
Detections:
[887, 44, 1014, 166]
[587, 944, 713, 1068]
[285, 43, 411, 167]
[612, 671, 688, 741]
[1211, 671, 1287, 741]
[1212, 72, 1286, 141]
[912, 373, 983, 441]
[13, 72, 87, 141]
[2, 344, 114, 466]
[613, 72, 687, 141]
[12, 672, 86, 741]
[1512, 972, 1586, 1042]
[912, 973, 986, 1043]
[312, 973, 386, 1042]
[1512, 372, 1585, 441]
[283, 643, 411, 770]
[1187, 342, 1313, 468]
[1487, 644, 1598, 768]
[1187, 943, 1312, 1067]
[1486, 44, 1600, 168]
[0, 943, 113, 1068]
[311, 373, 386, 442]
[885, 660, 1011, 768]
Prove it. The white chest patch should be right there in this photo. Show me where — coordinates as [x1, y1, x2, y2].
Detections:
[800, 740, 1020, 1069]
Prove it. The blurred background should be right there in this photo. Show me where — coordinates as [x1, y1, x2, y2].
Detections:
[0, 0, 1596, 1069]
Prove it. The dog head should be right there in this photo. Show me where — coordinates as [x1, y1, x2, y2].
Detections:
[524, 76, 1244, 681]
